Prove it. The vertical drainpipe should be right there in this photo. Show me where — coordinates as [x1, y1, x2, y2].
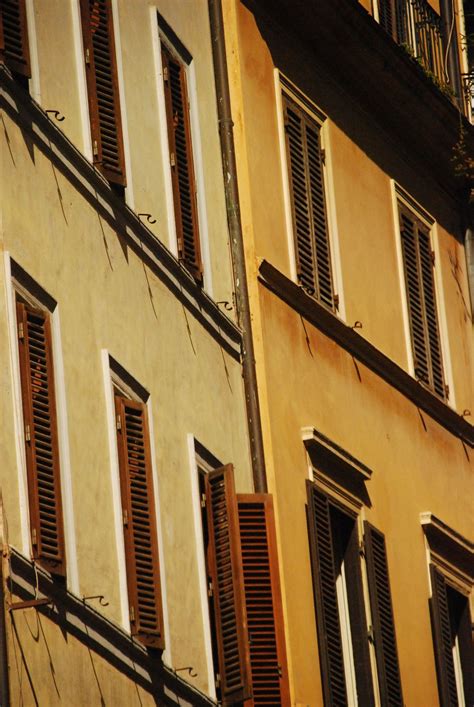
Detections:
[0, 547, 10, 707]
[208, 0, 267, 493]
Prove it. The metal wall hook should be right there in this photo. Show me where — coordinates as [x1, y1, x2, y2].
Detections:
[351, 320, 363, 329]
[45, 110, 65, 122]
[82, 594, 109, 607]
[175, 666, 198, 678]
[216, 300, 233, 311]
[462, 409, 471, 417]
[137, 213, 157, 225]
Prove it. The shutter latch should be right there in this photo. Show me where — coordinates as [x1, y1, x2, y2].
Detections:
[208, 581, 213, 597]
[116, 414, 122, 431]
[359, 539, 365, 557]
[431, 250, 436, 265]
[25, 425, 31, 442]
[215, 673, 220, 689]
[320, 148, 326, 165]
[93, 140, 99, 157]
[170, 152, 176, 167]
[333, 293, 340, 310]
[367, 625, 375, 643]
[31, 528, 37, 547]
[18, 322, 24, 340]
[163, 66, 168, 82]
[444, 383, 450, 398]
[85, 48, 90, 65]
[130, 605, 135, 622]
[200, 493, 206, 508]
[122, 509, 128, 526]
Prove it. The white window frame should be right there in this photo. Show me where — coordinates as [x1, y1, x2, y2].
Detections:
[391, 182, 456, 407]
[3, 253, 79, 594]
[101, 351, 171, 665]
[274, 70, 346, 321]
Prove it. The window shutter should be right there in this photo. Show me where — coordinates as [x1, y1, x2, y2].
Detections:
[306, 480, 348, 705]
[284, 95, 334, 310]
[205, 465, 251, 705]
[79, 0, 126, 186]
[237, 494, 290, 706]
[364, 522, 403, 706]
[0, 0, 30, 78]
[16, 300, 65, 575]
[399, 205, 445, 398]
[115, 396, 164, 649]
[161, 44, 202, 281]
[429, 565, 458, 707]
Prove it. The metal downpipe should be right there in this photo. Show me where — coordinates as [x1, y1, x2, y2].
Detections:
[208, 0, 267, 493]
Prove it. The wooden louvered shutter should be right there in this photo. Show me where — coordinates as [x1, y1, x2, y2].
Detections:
[115, 396, 164, 649]
[0, 0, 30, 78]
[237, 494, 290, 706]
[161, 44, 202, 281]
[284, 95, 335, 310]
[364, 522, 403, 706]
[16, 301, 65, 575]
[79, 0, 126, 186]
[306, 481, 348, 705]
[399, 205, 445, 398]
[205, 465, 251, 705]
[429, 565, 459, 707]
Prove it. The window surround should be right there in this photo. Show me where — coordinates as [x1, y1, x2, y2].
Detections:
[153, 11, 213, 294]
[101, 351, 170, 662]
[391, 182, 456, 407]
[275, 70, 346, 321]
[4, 254, 79, 592]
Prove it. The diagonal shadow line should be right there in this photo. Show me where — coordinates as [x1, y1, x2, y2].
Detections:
[10, 612, 40, 706]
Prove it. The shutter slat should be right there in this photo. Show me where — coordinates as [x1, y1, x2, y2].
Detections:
[205, 466, 251, 705]
[80, 0, 126, 186]
[364, 522, 403, 706]
[115, 396, 164, 649]
[237, 495, 290, 705]
[161, 44, 202, 281]
[16, 300, 65, 574]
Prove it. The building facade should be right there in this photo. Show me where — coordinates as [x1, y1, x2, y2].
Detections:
[1, 0, 473, 706]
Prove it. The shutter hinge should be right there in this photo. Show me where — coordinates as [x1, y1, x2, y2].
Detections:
[431, 250, 436, 265]
[359, 539, 365, 557]
[25, 425, 31, 442]
[170, 152, 176, 167]
[93, 140, 99, 157]
[85, 48, 90, 65]
[201, 493, 206, 508]
[333, 293, 339, 310]
[320, 148, 326, 165]
[445, 383, 450, 398]
[18, 322, 24, 340]
[215, 673, 221, 689]
[122, 509, 128, 526]
[367, 625, 375, 643]
[208, 581, 213, 597]
[130, 605, 135, 622]
[163, 66, 168, 82]
[278, 664, 282, 678]
[116, 414, 122, 431]
[31, 528, 37, 546]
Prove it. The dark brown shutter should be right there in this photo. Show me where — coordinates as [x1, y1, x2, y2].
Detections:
[161, 44, 202, 281]
[115, 396, 164, 649]
[205, 465, 251, 705]
[16, 300, 65, 575]
[237, 494, 290, 706]
[284, 95, 334, 310]
[429, 565, 458, 707]
[399, 205, 445, 398]
[364, 522, 403, 706]
[79, 0, 126, 186]
[306, 480, 348, 705]
[0, 0, 30, 78]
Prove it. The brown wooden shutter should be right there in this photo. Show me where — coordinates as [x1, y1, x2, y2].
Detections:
[237, 494, 290, 706]
[16, 300, 65, 575]
[364, 522, 403, 706]
[205, 465, 251, 705]
[429, 565, 459, 707]
[399, 205, 445, 398]
[79, 0, 126, 186]
[284, 95, 334, 310]
[0, 0, 30, 78]
[115, 396, 164, 649]
[161, 44, 203, 281]
[306, 480, 348, 705]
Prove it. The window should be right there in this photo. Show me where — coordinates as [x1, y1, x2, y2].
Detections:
[305, 432, 404, 706]
[283, 91, 336, 310]
[199, 463, 290, 705]
[79, 0, 126, 188]
[398, 201, 446, 398]
[15, 296, 66, 575]
[160, 36, 203, 282]
[114, 392, 164, 648]
[0, 0, 31, 86]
